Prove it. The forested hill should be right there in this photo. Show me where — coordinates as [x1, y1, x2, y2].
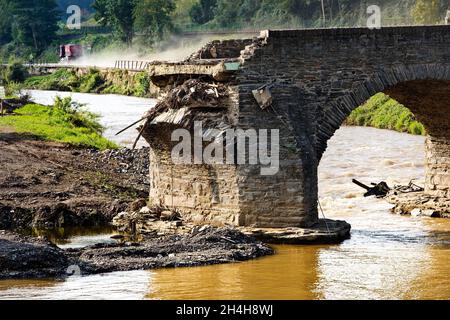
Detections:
[0, 0, 448, 62]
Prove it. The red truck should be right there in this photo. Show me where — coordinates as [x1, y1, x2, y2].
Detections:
[59, 44, 84, 62]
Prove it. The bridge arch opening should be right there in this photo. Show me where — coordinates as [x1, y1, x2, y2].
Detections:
[316, 70, 450, 221]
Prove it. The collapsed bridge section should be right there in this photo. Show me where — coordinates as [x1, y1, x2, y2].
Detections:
[140, 36, 308, 228]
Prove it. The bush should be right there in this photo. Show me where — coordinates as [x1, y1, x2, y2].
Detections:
[25, 69, 76, 91]
[79, 69, 105, 93]
[4, 81, 24, 97]
[346, 93, 426, 136]
[3, 62, 28, 83]
[133, 72, 151, 97]
[53, 96, 104, 134]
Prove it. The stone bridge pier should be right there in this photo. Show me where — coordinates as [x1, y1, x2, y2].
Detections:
[145, 26, 450, 229]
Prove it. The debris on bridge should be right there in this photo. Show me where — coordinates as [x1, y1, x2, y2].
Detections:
[145, 79, 229, 124]
[252, 85, 273, 110]
[117, 77, 234, 149]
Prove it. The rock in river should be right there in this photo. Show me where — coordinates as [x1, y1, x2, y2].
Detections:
[0, 230, 70, 279]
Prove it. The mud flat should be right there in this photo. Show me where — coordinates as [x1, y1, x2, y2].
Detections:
[0, 228, 273, 280]
[0, 230, 69, 279]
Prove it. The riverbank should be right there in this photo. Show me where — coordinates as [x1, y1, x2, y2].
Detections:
[0, 228, 273, 280]
[387, 192, 450, 218]
[0, 124, 277, 280]
[0, 128, 149, 230]
[23, 68, 158, 98]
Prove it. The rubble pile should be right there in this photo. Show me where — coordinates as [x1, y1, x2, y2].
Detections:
[112, 202, 185, 237]
[85, 147, 150, 186]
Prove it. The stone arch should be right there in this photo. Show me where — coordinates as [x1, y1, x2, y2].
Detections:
[317, 63, 450, 158]
[317, 63, 450, 196]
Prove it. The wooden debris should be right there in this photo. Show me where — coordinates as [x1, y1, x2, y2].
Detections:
[145, 79, 229, 123]
[352, 179, 391, 198]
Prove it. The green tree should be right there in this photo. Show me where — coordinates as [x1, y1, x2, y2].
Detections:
[9, 0, 60, 52]
[213, 0, 244, 27]
[411, 0, 441, 24]
[93, 0, 136, 46]
[3, 61, 28, 83]
[134, 0, 176, 45]
[0, 0, 13, 44]
[190, 0, 217, 25]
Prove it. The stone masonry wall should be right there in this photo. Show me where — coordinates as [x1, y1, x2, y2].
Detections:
[146, 26, 450, 228]
[233, 26, 450, 225]
[426, 136, 450, 197]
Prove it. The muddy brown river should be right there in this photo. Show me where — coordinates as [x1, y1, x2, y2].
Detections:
[0, 91, 448, 300]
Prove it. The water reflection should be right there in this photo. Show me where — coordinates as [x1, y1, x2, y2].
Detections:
[148, 245, 322, 300]
[18, 226, 120, 249]
[0, 271, 151, 300]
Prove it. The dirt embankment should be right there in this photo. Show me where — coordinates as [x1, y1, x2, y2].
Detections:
[0, 129, 149, 230]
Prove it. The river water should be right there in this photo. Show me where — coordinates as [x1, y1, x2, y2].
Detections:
[0, 91, 448, 300]
[24, 90, 155, 148]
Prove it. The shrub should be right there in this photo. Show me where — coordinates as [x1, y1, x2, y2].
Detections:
[3, 62, 28, 83]
[346, 93, 426, 136]
[133, 72, 151, 97]
[79, 69, 105, 93]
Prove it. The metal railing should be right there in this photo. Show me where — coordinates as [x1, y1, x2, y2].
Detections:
[114, 60, 150, 71]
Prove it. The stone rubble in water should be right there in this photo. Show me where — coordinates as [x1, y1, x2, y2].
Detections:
[112, 202, 186, 238]
[386, 192, 450, 218]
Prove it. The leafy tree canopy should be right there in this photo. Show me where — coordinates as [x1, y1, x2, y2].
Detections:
[7, 0, 60, 52]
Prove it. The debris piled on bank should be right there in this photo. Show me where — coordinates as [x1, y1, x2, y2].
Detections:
[113, 206, 184, 238]
[352, 178, 448, 218]
[0, 96, 33, 114]
[85, 147, 150, 186]
[387, 192, 450, 218]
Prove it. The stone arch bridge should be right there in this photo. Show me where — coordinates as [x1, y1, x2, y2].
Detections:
[49, 26, 450, 229]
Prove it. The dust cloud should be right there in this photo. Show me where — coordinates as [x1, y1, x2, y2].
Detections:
[68, 33, 253, 68]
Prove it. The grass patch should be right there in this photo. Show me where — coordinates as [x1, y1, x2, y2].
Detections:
[24, 69, 79, 91]
[346, 93, 426, 136]
[0, 97, 118, 150]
